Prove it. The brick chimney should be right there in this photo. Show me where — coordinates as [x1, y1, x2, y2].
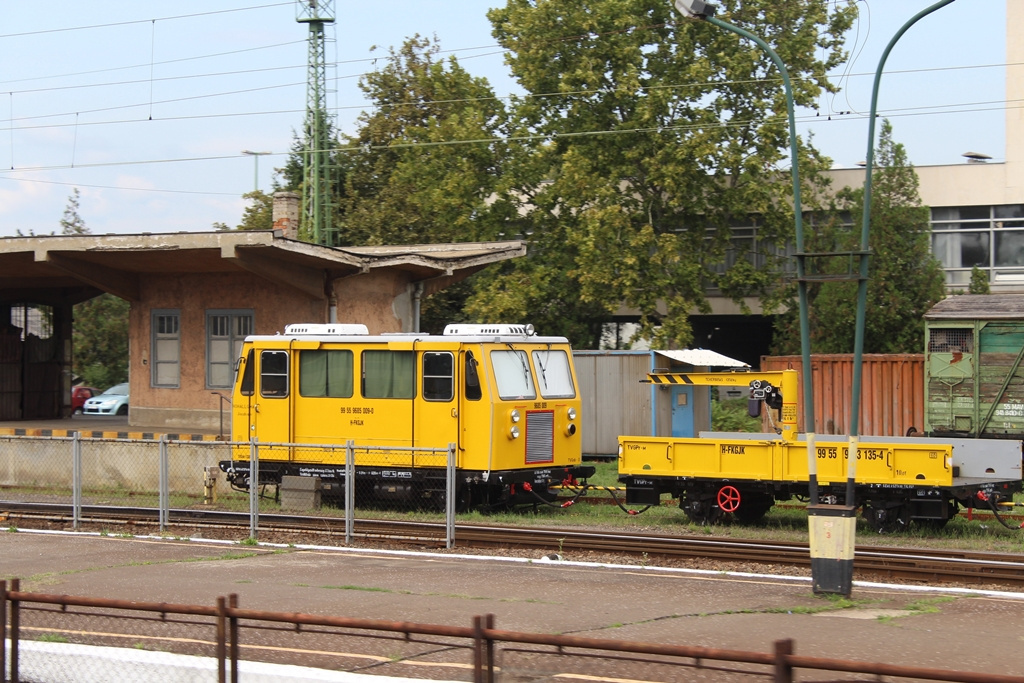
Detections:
[272, 191, 300, 239]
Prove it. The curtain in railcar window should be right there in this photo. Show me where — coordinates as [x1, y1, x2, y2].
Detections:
[300, 350, 354, 397]
[362, 350, 414, 398]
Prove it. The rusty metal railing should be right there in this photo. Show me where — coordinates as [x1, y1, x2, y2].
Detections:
[3, 578, 1022, 683]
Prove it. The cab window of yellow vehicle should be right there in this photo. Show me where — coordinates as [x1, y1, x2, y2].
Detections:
[238, 348, 255, 396]
[362, 350, 414, 399]
[422, 352, 454, 401]
[464, 351, 482, 401]
[490, 349, 536, 400]
[532, 349, 575, 398]
[260, 350, 289, 397]
[300, 350, 353, 397]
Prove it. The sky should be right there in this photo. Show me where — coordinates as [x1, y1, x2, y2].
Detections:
[0, 0, 1008, 238]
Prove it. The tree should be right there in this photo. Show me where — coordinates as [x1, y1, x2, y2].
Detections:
[53, 189, 130, 387]
[215, 191, 274, 232]
[772, 120, 946, 354]
[60, 188, 89, 234]
[468, 0, 855, 348]
[73, 294, 129, 388]
[339, 35, 507, 247]
[968, 266, 990, 294]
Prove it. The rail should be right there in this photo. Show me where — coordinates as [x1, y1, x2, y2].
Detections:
[3, 579, 1022, 683]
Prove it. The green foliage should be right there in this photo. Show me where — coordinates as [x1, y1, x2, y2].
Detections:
[339, 35, 506, 247]
[712, 398, 761, 432]
[772, 120, 946, 354]
[470, 0, 855, 348]
[968, 266, 990, 294]
[221, 191, 274, 232]
[51, 190, 131, 388]
[60, 189, 88, 234]
[73, 294, 129, 388]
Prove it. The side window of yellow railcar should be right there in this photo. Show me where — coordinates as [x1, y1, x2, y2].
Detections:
[490, 349, 537, 400]
[532, 349, 576, 398]
[260, 350, 289, 398]
[299, 350, 354, 397]
[362, 350, 414, 399]
[422, 352, 454, 401]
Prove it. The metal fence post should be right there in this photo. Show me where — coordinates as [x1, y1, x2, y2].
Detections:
[72, 432, 81, 531]
[472, 613, 495, 683]
[446, 443, 456, 549]
[9, 578, 19, 683]
[249, 438, 259, 541]
[774, 638, 794, 683]
[1, 579, 6, 683]
[229, 593, 239, 683]
[159, 435, 169, 532]
[345, 440, 354, 546]
[216, 596, 227, 683]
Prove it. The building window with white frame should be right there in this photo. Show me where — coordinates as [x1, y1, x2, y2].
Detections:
[931, 205, 1024, 287]
[151, 310, 180, 388]
[207, 310, 253, 388]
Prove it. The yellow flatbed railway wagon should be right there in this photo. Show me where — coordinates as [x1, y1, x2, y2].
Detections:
[619, 371, 1022, 531]
[220, 323, 593, 510]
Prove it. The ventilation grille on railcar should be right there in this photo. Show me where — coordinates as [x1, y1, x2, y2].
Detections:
[525, 410, 554, 463]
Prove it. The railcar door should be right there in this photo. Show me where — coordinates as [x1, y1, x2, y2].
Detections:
[414, 346, 460, 466]
[458, 347, 489, 460]
[252, 348, 293, 446]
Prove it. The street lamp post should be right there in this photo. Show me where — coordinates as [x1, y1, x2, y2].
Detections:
[673, 0, 960, 597]
[672, 0, 836, 592]
[242, 150, 272, 193]
[847, 0, 957, 526]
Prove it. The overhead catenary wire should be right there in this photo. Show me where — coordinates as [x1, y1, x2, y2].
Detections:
[0, 3, 1008, 203]
[2, 95, 1020, 181]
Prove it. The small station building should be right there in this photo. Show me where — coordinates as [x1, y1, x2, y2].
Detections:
[0, 196, 525, 430]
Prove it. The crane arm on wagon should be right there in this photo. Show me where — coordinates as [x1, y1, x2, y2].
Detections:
[643, 369, 800, 441]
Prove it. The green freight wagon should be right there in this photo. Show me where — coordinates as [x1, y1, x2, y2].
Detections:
[924, 294, 1024, 439]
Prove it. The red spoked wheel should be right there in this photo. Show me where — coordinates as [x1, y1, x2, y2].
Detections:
[717, 485, 741, 513]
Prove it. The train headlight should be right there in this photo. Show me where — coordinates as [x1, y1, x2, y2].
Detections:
[509, 425, 521, 439]
[510, 409, 521, 423]
[566, 407, 576, 421]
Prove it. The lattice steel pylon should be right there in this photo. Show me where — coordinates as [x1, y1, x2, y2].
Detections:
[297, 0, 335, 246]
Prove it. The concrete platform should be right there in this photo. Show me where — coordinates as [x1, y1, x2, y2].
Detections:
[2, 529, 1023, 681]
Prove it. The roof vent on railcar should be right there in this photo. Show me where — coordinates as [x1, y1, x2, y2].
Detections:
[443, 324, 535, 337]
[284, 323, 370, 335]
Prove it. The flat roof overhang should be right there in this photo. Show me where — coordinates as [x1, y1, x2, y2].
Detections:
[0, 231, 526, 305]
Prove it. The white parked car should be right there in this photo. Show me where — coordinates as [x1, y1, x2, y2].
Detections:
[83, 383, 129, 416]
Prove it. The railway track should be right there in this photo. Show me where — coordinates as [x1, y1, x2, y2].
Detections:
[3, 501, 1024, 589]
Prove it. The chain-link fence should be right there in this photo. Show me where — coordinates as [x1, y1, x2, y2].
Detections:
[0, 435, 456, 546]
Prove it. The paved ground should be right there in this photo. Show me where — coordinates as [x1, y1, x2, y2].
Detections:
[3, 529, 1024, 681]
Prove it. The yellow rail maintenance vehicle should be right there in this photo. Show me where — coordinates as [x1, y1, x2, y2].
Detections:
[220, 323, 594, 509]
[619, 370, 1022, 531]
